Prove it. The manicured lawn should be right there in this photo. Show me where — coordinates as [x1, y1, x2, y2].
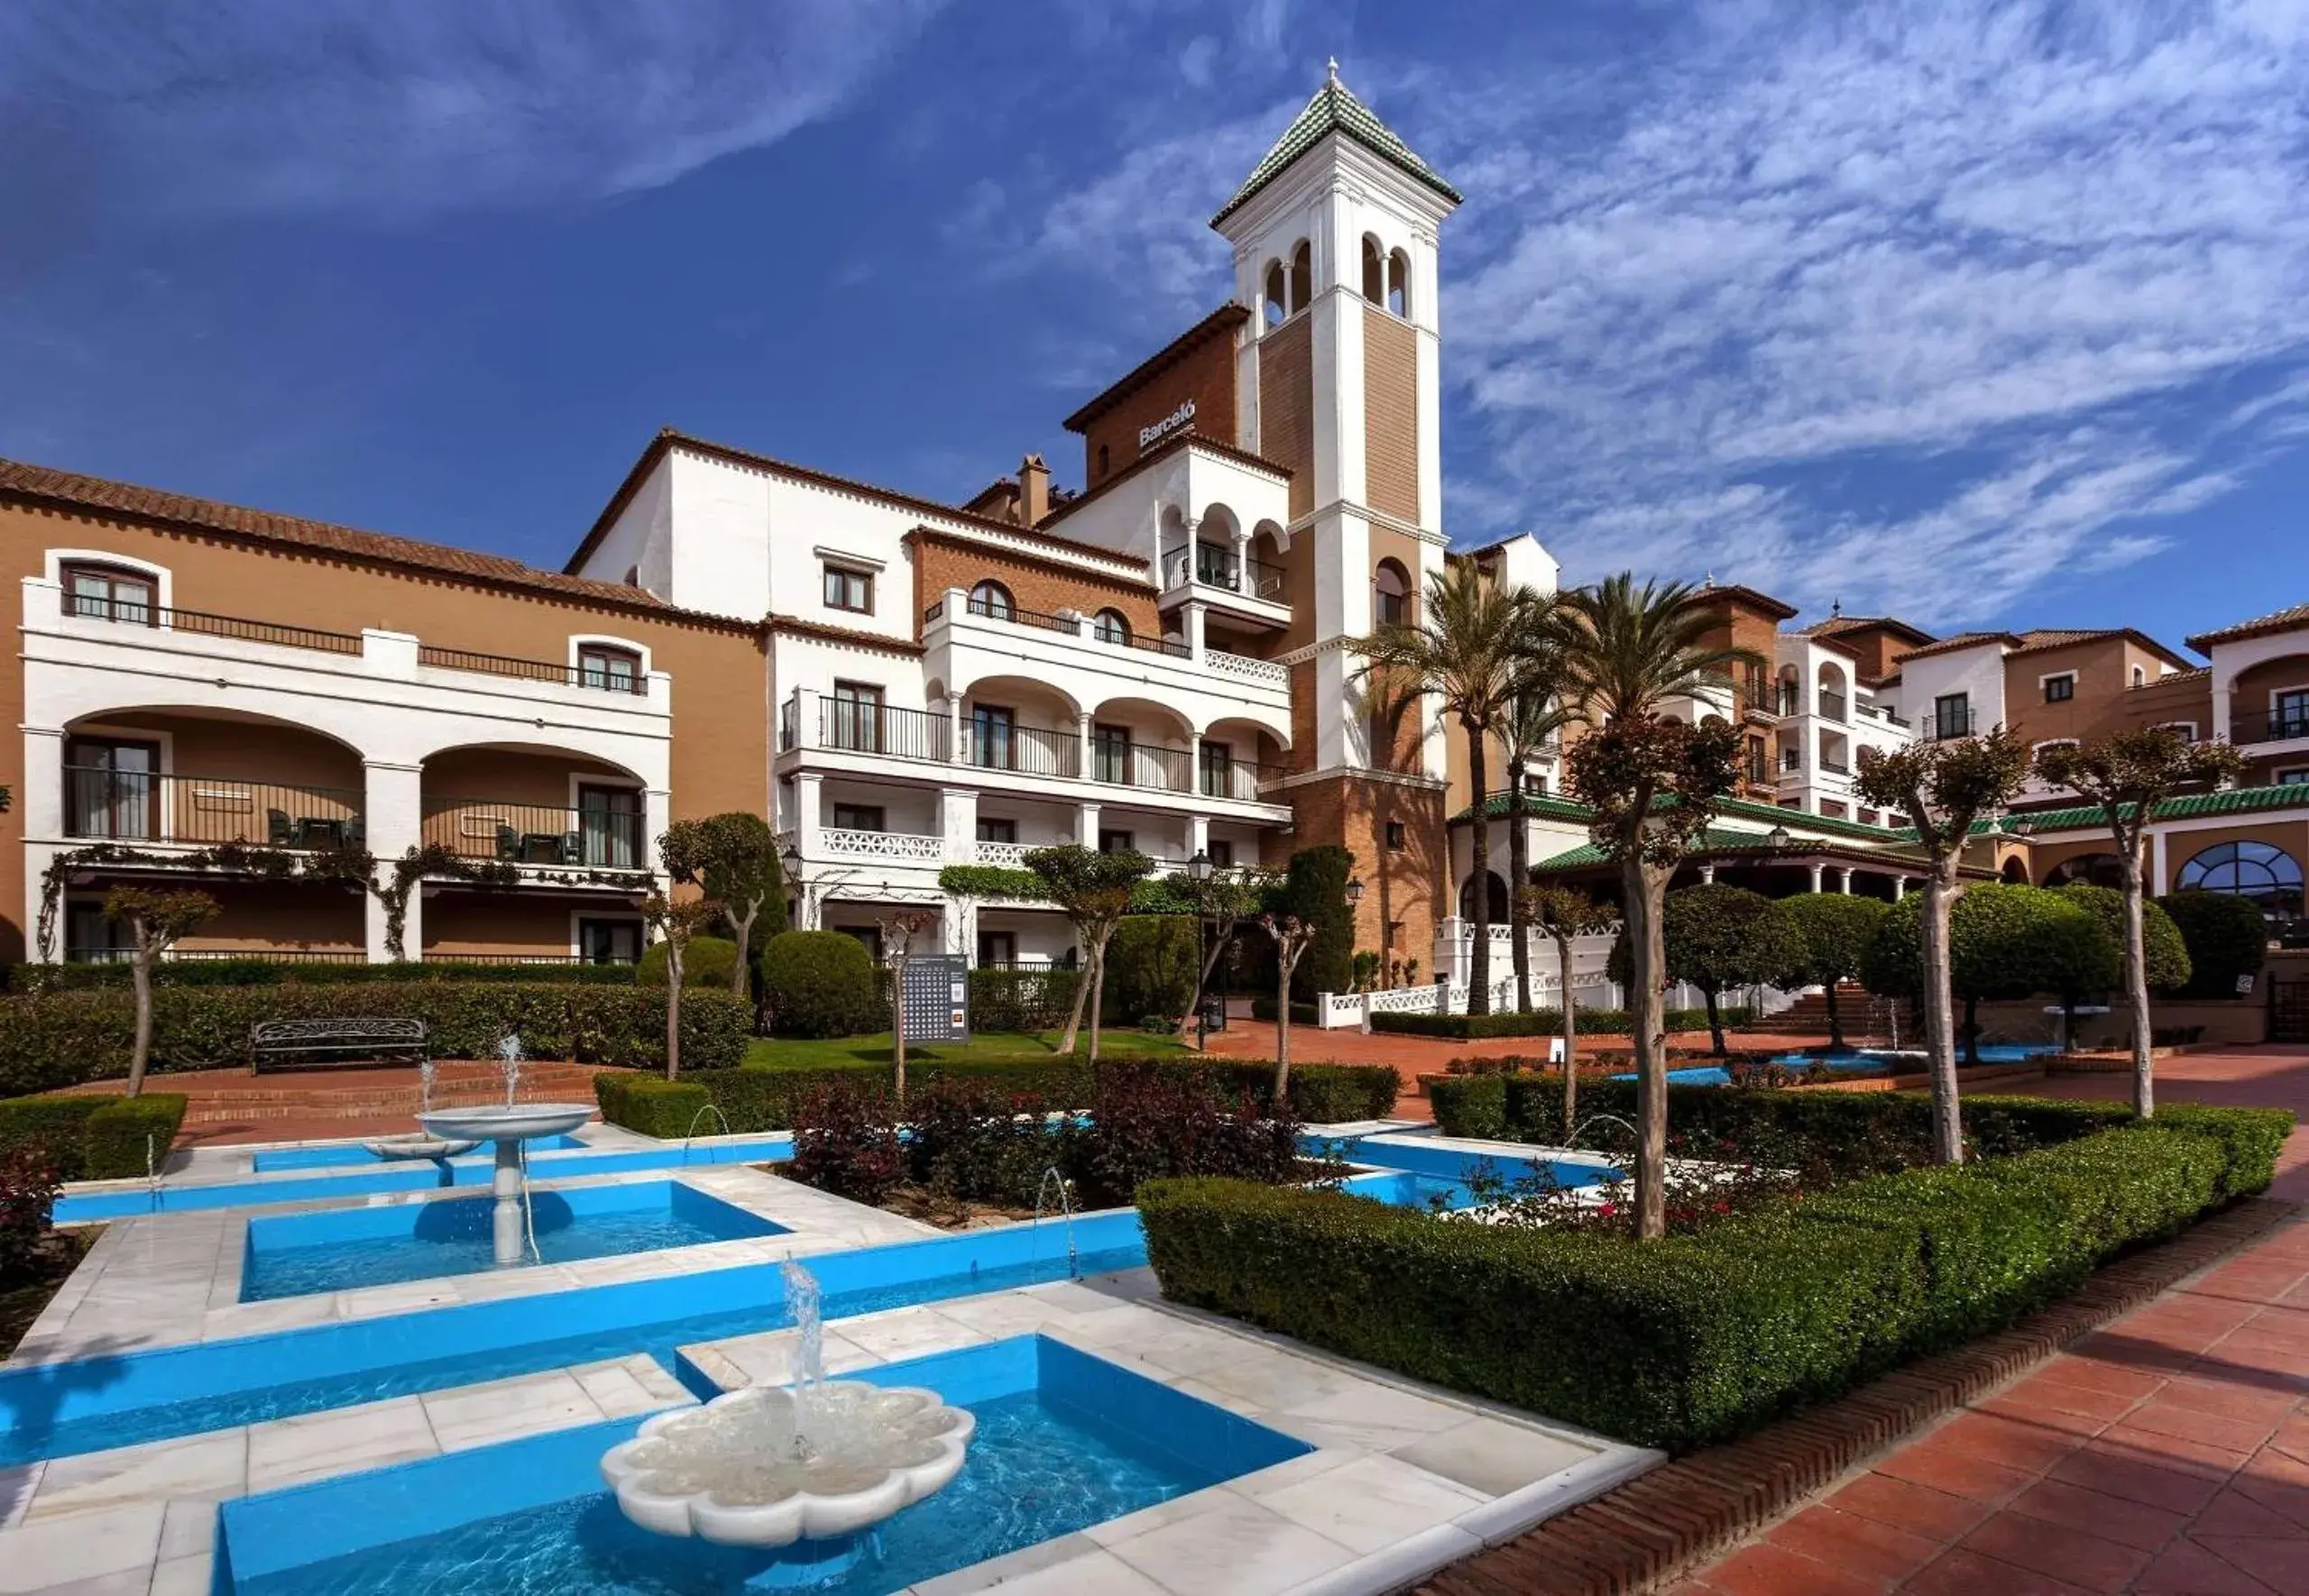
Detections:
[740, 1029, 1191, 1070]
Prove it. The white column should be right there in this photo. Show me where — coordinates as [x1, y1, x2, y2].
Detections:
[1894, 876, 1908, 902]
[1077, 712, 1095, 784]
[363, 760, 423, 962]
[1076, 802, 1101, 848]
[1807, 860, 1825, 894]
[22, 726, 64, 959]
[1188, 814, 1210, 860]
[1835, 867, 1853, 894]
[643, 789, 670, 872]
[2212, 675, 2233, 746]
[795, 773, 823, 859]
[947, 693, 965, 765]
[1183, 601, 1208, 664]
[796, 688, 821, 749]
[2152, 830, 2169, 895]
[1698, 863, 1716, 884]
[939, 786, 977, 862]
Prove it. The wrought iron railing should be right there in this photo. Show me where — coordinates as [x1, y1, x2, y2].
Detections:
[1817, 691, 1848, 723]
[1928, 710, 1978, 740]
[1780, 748, 1803, 773]
[1093, 739, 1193, 793]
[2233, 706, 2309, 744]
[1199, 758, 1284, 801]
[823, 700, 952, 761]
[963, 720, 1079, 779]
[965, 594, 1079, 635]
[1162, 546, 1286, 602]
[421, 798, 647, 867]
[418, 645, 647, 695]
[64, 768, 366, 848]
[1820, 754, 1851, 775]
[67, 595, 364, 656]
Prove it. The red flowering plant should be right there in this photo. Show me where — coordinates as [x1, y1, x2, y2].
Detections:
[0, 1148, 60, 1283]
[787, 1078, 906, 1206]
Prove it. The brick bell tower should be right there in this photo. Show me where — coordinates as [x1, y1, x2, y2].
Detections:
[1210, 62, 1461, 977]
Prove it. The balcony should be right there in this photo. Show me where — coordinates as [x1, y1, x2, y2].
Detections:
[1927, 710, 1978, 741]
[421, 798, 647, 869]
[1819, 754, 1851, 775]
[963, 720, 1079, 779]
[2233, 706, 2309, 746]
[820, 828, 943, 864]
[1200, 757, 1284, 802]
[1164, 543, 1286, 605]
[1780, 748, 1802, 773]
[416, 644, 648, 696]
[1817, 691, 1848, 724]
[1094, 738, 1193, 793]
[64, 768, 364, 848]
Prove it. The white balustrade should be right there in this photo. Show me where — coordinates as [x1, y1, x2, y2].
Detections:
[820, 829, 943, 862]
[973, 840, 1030, 867]
[1205, 648, 1287, 685]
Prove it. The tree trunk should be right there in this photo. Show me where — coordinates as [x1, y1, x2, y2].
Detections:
[1557, 933, 1579, 1138]
[2121, 840, 2154, 1118]
[1506, 753, 1531, 1013]
[728, 904, 757, 998]
[891, 951, 908, 1104]
[1704, 986, 1725, 1056]
[665, 943, 684, 1082]
[1086, 939, 1108, 1064]
[1624, 853, 1669, 1240]
[1467, 726, 1493, 1014]
[1057, 944, 1090, 1056]
[1824, 978, 1844, 1051]
[127, 944, 153, 1099]
[1274, 951, 1292, 1103]
[1919, 865, 1963, 1163]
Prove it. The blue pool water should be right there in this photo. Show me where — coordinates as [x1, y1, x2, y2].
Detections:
[253, 1136, 588, 1172]
[239, 1184, 786, 1302]
[0, 1215, 1151, 1469]
[222, 1337, 1308, 1595]
[54, 1134, 796, 1225]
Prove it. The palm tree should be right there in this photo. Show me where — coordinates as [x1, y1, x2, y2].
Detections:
[1557, 573, 1757, 1238]
[1498, 647, 1573, 1013]
[1355, 562, 1545, 1014]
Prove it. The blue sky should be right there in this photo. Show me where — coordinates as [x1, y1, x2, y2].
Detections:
[3, 0, 2305, 646]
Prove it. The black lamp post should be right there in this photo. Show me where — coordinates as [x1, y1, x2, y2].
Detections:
[1188, 851, 1213, 1046]
[781, 841, 803, 928]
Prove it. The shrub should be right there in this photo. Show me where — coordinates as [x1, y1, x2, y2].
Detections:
[638, 936, 740, 989]
[1278, 846, 1357, 1003]
[1369, 1006, 1742, 1040]
[2056, 885, 2190, 992]
[2157, 890, 2269, 999]
[969, 968, 1081, 1032]
[759, 932, 882, 1039]
[787, 1078, 906, 1205]
[1428, 1075, 1507, 1139]
[1248, 996, 1319, 1025]
[593, 1074, 711, 1140]
[0, 1148, 60, 1283]
[1140, 1116, 2251, 1453]
[905, 1078, 1053, 1207]
[0, 985, 745, 1094]
[1063, 1066, 1302, 1210]
[2149, 1104, 2295, 1198]
[82, 1096, 189, 1180]
[1100, 918, 1200, 1026]
[0, 1093, 191, 1181]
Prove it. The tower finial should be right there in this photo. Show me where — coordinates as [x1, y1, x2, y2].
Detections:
[1327, 56, 1339, 86]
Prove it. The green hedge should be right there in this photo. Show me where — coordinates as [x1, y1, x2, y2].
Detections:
[1426, 1076, 1508, 1140]
[1248, 997, 1319, 1025]
[1370, 1006, 1748, 1040]
[639, 938, 740, 989]
[7, 960, 639, 990]
[1139, 1111, 2275, 1452]
[0, 1093, 189, 1180]
[0, 984, 749, 1094]
[969, 968, 1081, 1032]
[595, 1058, 1400, 1136]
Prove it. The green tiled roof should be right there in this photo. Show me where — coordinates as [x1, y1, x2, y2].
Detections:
[1210, 69, 1461, 226]
[1984, 783, 2309, 836]
[1532, 828, 1936, 874]
[1449, 789, 1911, 845]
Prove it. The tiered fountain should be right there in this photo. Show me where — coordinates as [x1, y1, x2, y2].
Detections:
[415, 1035, 593, 1266]
[600, 1261, 973, 1588]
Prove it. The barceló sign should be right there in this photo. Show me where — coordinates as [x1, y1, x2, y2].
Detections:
[1137, 399, 1196, 450]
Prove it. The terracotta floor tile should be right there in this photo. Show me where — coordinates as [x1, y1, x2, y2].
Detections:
[1878, 1446, 2040, 1508]
[2232, 1449, 2309, 1532]
[1979, 1396, 2117, 1442]
[1767, 1508, 1944, 1586]
[2038, 1356, 2171, 1401]
[1706, 1541, 1888, 1596]
[2120, 1400, 2286, 1454]
[2094, 1423, 2254, 1480]
[2191, 1535, 2309, 1596]
[2046, 1446, 2227, 1515]
[1898, 1546, 2095, 1595]
[2005, 1478, 2188, 1553]
[2132, 1538, 2283, 1595]
[1954, 1510, 2153, 1593]
[2002, 1373, 2147, 1423]
[2193, 1487, 2309, 1539]
[2154, 1376, 2302, 1426]
[1924, 1410, 2086, 1475]
[1826, 1473, 1995, 1543]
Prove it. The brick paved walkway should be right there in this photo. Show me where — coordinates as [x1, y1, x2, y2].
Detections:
[63, 1060, 622, 1148]
[1676, 1045, 2309, 1595]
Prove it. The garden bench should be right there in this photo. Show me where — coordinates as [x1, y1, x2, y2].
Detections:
[250, 1017, 428, 1074]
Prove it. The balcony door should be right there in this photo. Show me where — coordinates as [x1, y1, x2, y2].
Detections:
[1093, 723, 1130, 784]
[971, 704, 1015, 771]
[1200, 739, 1232, 799]
[575, 784, 639, 868]
[831, 682, 883, 753]
[2277, 689, 2309, 741]
[65, 737, 159, 839]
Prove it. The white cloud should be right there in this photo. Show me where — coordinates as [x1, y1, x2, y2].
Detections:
[1432, 0, 2309, 627]
[0, 0, 943, 220]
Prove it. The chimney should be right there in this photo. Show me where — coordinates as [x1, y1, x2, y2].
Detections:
[1017, 454, 1051, 526]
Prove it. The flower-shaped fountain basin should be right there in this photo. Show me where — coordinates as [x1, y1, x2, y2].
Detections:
[417, 1104, 593, 1142]
[600, 1381, 973, 1547]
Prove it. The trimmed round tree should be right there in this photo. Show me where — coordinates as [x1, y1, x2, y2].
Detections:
[1777, 893, 1892, 1050]
[1863, 883, 2119, 1063]
[760, 930, 883, 1040]
[1605, 883, 1804, 1055]
[2157, 889, 2268, 1000]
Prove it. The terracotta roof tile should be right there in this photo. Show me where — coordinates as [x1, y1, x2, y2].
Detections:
[2186, 601, 2309, 652]
[0, 455, 719, 619]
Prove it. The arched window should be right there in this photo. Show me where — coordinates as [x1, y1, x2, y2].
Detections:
[1361, 234, 1384, 304]
[60, 561, 158, 625]
[576, 643, 643, 694]
[2131, 665, 2147, 686]
[1092, 609, 1131, 646]
[1289, 240, 1311, 315]
[2045, 853, 2126, 889]
[1387, 249, 1410, 316]
[1263, 260, 1285, 327]
[2001, 856, 2031, 884]
[1458, 871, 1511, 921]
[969, 581, 1014, 621]
[2177, 840, 2304, 918]
[1373, 558, 1412, 628]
